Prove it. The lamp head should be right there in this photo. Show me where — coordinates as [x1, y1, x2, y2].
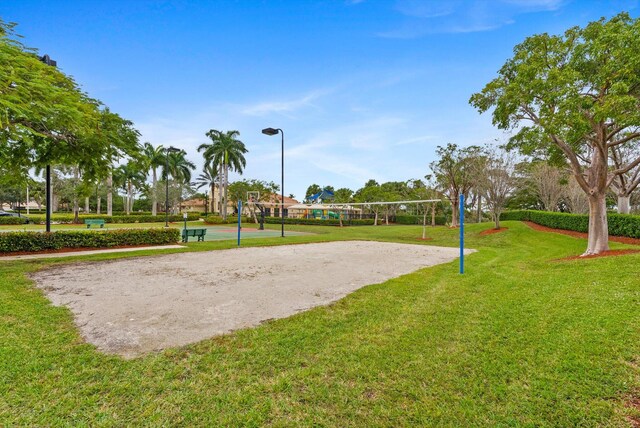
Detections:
[261, 127, 279, 136]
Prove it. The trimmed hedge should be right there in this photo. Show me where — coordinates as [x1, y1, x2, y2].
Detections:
[0, 216, 29, 225]
[26, 213, 201, 225]
[0, 228, 180, 253]
[500, 210, 640, 238]
[263, 216, 375, 226]
[395, 214, 447, 226]
[204, 215, 250, 224]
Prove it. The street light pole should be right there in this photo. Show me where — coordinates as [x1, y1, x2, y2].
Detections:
[39, 54, 57, 232]
[164, 146, 181, 227]
[261, 127, 285, 237]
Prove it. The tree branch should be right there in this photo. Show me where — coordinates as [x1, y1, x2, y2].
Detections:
[607, 132, 640, 148]
[550, 134, 590, 192]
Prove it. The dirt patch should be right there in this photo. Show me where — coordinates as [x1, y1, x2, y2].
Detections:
[524, 221, 640, 246]
[553, 249, 640, 261]
[627, 395, 640, 427]
[31, 241, 475, 358]
[479, 227, 508, 236]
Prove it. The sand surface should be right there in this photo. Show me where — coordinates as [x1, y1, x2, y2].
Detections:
[31, 240, 473, 358]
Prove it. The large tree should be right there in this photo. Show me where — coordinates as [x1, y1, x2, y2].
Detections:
[430, 143, 480, 227]
[198, 130, 247, 219]
[475, 147, 516, 230]
[609, 142, 640, 213]
[193, 164, 219, 215]
[142, 142, 165, 216]
[471, 13, 640, 255]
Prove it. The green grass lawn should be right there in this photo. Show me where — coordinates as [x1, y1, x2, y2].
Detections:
[1, 221, 639, 426]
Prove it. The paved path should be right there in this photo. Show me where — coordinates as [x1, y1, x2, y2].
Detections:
[0, 245, 186, 261]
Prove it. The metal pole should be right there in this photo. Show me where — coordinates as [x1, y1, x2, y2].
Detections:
[165, 149, 169, 227]
[280, 130, 284, 238]
[460, 194, 465, 274]
[237, 201, 242, 246]
[46, 165, 51, 232]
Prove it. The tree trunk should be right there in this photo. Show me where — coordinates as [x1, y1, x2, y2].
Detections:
[214, 183, 216, 214]
[218, 164, 224, 216]
[422, 210, 427, 239]
[223, 164, 229, 219]
[617, 195, 630, 214]
[584, 193, 609, 255]
[151, 168, 157, 216]
[96, 193, 101, 214]
[85, 197, 90, 213]
[127, 181, 133, 215]
[107, 171, 113, 216]
[374, 211, 378, 226]
[493, 210, 501, 229]
[450, 198, 459, 227]
[73, 168, 80, 224]
[477, 195, 482, 223]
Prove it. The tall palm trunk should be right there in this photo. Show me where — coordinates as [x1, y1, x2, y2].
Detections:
[96, 191, 101, 214]
[214, 182, 216, 214]
[223, 163, 229, 219]
[151, 168, 158, 216]
[126, 181, 133, 215]
[218, 163, 224, 217]
[85, 197, 90, 213]
[107, 170, 113, 216]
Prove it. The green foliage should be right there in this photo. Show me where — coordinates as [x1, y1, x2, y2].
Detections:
[500, 210, 640, 238]
[263, 216, 374, 226]
[0, 228, 179, 252]
[204, 215, 249, 224]
[0, 216, 29, 225]
[395, 215, 446, 226]
[26, 213, 200, 224]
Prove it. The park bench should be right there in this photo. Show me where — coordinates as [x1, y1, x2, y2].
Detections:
[85, 219, 105, 228]
[182, 228, 207, 242]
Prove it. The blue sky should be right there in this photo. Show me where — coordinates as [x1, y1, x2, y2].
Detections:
[1, 0, 637, 200]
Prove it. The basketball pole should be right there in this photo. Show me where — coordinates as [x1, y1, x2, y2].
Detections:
[237, 201, 242, 247]
[460, 194, 464, 274]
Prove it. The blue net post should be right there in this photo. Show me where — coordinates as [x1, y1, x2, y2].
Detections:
[460, 194, 464, 274]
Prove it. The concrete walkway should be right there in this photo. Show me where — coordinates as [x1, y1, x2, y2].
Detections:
[0, 245, 186, 261]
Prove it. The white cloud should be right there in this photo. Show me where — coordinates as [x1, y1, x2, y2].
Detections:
[240, 89, 331, 117]
[378, 0, 567, 38]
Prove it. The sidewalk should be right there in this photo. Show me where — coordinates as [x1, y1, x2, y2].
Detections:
[0, 245, 186, 261]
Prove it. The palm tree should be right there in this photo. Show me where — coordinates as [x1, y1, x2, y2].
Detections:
[193, 164, 219, 215]
[141, 142, 165, 216]
[198, 129, 248, 219]
[115, 162, 147, 214]
[162, 150, 195, 214]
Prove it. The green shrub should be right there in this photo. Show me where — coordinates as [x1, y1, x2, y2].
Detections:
[0, 216, 29, 225]
[263, 217, 375, 226]
[204, 215, 250, 224]
[499, 210, 640, 238]
[0, 228, 180, 253]
[204, 215, 226, 224]
[26, 213, 200, 225]
[395, 215, 447, 226]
